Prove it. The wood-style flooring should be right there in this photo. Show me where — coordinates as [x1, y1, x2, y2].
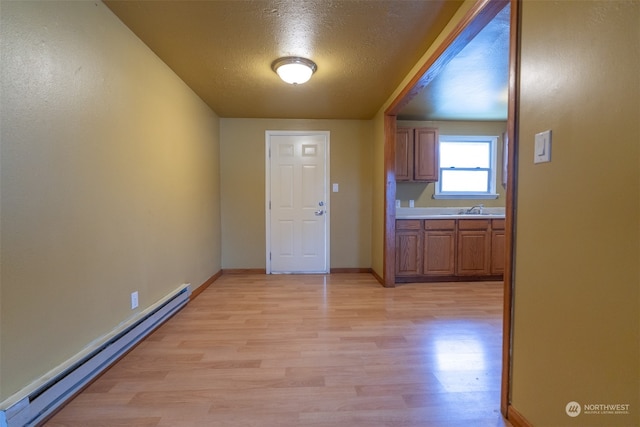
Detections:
[45, 273, 510, 427]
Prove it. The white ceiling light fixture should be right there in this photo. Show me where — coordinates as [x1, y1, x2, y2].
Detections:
[271, 57, 317, 85]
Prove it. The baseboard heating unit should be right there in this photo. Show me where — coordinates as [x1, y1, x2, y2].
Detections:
[0, 284, 191, 427]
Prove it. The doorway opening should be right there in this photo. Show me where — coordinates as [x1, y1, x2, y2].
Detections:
[382, 0, 518, 418]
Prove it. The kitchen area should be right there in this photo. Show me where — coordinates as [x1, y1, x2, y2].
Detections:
[392, 3, 510, 284]
[394, 120, 507, 283]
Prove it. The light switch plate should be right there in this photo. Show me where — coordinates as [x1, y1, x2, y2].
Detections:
[332, 183, 339, 192]
[534, 130, 552, 163]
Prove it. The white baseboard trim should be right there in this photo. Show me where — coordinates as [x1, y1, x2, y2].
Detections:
[0, 284, 191, 427]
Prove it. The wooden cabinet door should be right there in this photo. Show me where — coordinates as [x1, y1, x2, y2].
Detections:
[395, 128, 412, 181]
[396, 230, 423, 276]
[395, 220, 423, 276]
[424, 230, 456, 276]
[490, 219, 505, 275]
[491, 230, 505, 275]
[457, 224, 491, 276]
[414, 128, 438, 181]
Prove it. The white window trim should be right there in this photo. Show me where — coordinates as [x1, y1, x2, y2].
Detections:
[434, 135, 499, 200]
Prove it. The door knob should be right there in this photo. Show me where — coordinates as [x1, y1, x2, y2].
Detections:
[314, 209, 325, 216]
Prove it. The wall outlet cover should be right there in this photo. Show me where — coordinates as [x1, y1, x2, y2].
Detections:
[131, 291, 139, 309]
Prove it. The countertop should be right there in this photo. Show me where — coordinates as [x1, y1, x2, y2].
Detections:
[396, 207, 506, 220]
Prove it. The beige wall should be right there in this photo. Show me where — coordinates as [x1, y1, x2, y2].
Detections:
[0, 1, 221, 402]
[397, 120, 507, 208]
[511, 1, 639, 425]
[220, 118, 372, 270]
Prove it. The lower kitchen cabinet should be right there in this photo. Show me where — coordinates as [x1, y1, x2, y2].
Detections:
[423, 220, 456, 276]
[457, 219, 491, 276]
[491, 219, 506, 275]
[396, 217, 505, 282]
[395, 220, 423, 276]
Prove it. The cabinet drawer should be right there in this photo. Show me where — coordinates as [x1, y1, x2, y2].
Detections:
[492, 219, 505, 230]
[424, 219, 455, 230]
[458, 219, 490, 230]
[396, 219, 422, 230]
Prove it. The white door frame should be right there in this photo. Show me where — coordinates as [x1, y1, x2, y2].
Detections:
[265, 130, 330, 274]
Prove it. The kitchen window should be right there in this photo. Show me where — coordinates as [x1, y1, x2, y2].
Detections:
[434, 135, 499, 199]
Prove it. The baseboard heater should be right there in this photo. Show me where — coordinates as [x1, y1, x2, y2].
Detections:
[1, 284, 191, 427]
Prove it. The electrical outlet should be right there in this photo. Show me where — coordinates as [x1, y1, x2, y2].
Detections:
[131, 291, 139, 309]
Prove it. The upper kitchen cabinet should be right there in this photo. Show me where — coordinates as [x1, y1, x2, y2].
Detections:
[396, 127, 438, 182]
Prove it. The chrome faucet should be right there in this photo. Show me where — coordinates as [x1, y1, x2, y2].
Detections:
[465, 204, 484, 214]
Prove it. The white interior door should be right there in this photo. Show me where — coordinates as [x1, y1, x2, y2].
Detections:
[266, 131, 329, 273]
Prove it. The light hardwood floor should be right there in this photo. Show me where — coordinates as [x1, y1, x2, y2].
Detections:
[45, 273, 511, 427]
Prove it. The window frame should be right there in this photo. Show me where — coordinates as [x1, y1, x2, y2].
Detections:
[434, 135, 499, 200]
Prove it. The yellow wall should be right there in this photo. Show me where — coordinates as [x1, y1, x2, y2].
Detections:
[0, 1, 221, 401]
[220, 118, 372, 269]
[370, 114, 386, 278]
[397, 120, 507, 208]
[511, 1, 639, 425]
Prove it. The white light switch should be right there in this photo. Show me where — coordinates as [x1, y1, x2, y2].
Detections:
[534, 130, 552, 164]
[332, 183, 339, 192]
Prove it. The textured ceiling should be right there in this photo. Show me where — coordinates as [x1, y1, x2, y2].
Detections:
[104, 0, 464, 119]
[105, 1, 509, 121]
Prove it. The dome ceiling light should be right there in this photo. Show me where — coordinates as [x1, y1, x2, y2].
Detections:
[271, 57, 317, 85]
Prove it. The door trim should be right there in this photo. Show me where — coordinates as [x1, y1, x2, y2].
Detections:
[265, 130, 331, 274]
[382, 0, 517, 418]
